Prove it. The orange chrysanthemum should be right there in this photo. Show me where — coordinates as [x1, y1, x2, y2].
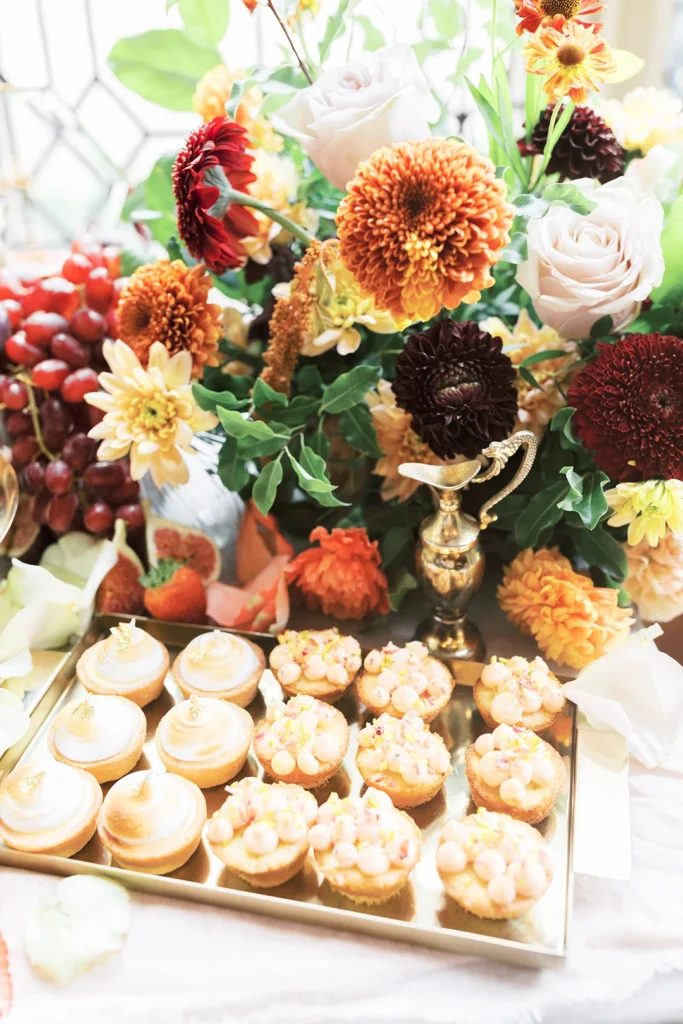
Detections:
[514, 0, 605, 35]
[498, 547, 634, 670]
[285, 526, 390, 621]
[336, 139, 513, 324]
[524, 21, 616, 104]
[625, 533, 683, 624]
[116, 260, 222, 378]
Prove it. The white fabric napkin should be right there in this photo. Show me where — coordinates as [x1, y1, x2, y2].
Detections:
[562, 626, 683, 768]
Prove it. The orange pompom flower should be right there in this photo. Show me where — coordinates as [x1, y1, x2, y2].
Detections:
[117, 260, 222, 378]
[286, 526, 390, 621]
[524, 21, 616, 104]
[498, 547, 634, 670]
[514, 0, 605, 36]
[336, 139, 513, 323]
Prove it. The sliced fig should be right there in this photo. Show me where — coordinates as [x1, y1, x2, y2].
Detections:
[96, 518, 145, 615]
[144, 500, 221, 583]
[0, 493, 40, 557]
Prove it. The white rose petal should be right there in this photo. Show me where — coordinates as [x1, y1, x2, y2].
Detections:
[516, 178, 665, 339]
[0, 689, 29, 756]
[274, 45, 432, 191]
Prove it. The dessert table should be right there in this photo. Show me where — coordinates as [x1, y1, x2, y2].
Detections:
[2, 579, 683, 1024]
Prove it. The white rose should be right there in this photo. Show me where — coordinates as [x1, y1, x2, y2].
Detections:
[516, 178, 665, 340]
[273, 45, 432, 191]
[625, 144, 683, 205]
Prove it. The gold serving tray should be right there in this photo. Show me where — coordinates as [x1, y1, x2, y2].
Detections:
[0, 615, 576, 968]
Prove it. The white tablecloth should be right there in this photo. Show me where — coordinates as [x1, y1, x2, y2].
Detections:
[2, 737, 683, 1024]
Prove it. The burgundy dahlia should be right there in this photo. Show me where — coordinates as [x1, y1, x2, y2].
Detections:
[393, 320, 518, 459]
[520, 105, 626, 185]
[568, 334, 683, 481]
[172, 117, 258, 274]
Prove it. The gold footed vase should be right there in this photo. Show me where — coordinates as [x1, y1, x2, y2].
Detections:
[399, 431, 537, 663]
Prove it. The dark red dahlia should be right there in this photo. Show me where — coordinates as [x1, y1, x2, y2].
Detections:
[172, 117, 258, 274]
[520, 105, 626, 185]
[568, 334, 683, 481]
[393, 320, 518, 459]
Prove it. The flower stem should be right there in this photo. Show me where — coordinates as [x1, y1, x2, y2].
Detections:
[266, 0, 313, 84]
[228, 190, 314, 247]
[491, 0, 498, 98]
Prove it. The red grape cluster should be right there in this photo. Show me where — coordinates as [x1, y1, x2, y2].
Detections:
[0, 242, 144, 538]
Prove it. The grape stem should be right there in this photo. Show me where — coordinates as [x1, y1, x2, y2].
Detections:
[15, 374, 56, 461]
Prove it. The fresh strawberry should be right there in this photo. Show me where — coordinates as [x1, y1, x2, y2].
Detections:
[0, 931, 13, 1019]
[140, 559, 207, 623]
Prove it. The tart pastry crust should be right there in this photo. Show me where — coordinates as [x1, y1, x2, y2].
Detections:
[254, 695, 349, 789]
[474, 656, 566, 733]
[155, 694, 254, 788]
[48, 694, 146, 784]
[77, 620, 169, 708]
[357, 641, 454, 723]
[172, 630, 265, 707]
[269, 629, 362, 703]
[356, 710, 452, 808]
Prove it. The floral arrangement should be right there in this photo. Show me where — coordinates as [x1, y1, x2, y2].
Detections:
[3, 0, 683, 668]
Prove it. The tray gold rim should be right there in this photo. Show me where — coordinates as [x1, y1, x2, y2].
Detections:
[0, 614, 577, 969]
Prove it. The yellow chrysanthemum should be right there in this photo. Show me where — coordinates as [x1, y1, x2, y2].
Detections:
[599, 87, 683, 155]
[336, 139, 513, 323]
[625, 532, 683, 624]
[606, 479, 683, 547]
[192, 65, 283, 152]
[481, 310, 575, 438]
[524, 21, 616, 103]
[498, 547, 634, 670]
[365, 380, 445, 502]
[242, 150, 318, 265]
[85, 340, 217, 488]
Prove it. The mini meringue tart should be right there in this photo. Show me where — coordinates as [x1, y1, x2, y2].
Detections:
[474, 656, 565, 733]
[465, 724, 566, 825]
[172, 630, 265, 707]
[310, 787, 422, 904]
[357, 641, 454, 723]
[76, 619, 169, 708]
[155, 694, 254, 788]
[269, 629, 362, 703]
[98, 770, 206, 875]
[48, 694, 146, 784]
[207, 777, 318, 888]
[0, 760, 102, 858]
[436, 808, 555, 920]
[254, 694, 349, 789]
[356, 710, 452, 809]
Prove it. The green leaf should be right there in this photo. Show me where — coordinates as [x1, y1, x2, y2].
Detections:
[524, 70, 544, 142]
[590, 314, 614, 340]
[108, 30, 219, 110]
[179, 0, 229, 47]
[297, 365, 324, 396]
[550, 407, 584, 452]
[514, 480, 570, 548]
[252, 454, 284, 516]
[430, 0, 463, 39]
[275, 395, 320, 428]
[389, 571, 418, 613]
[320, 365, 381, 415]
[352, 14, 384, 50]
[559, 468, 609, 529]
[339, 404, 382, 458]
[319, 0, 352, 63]
[192, 382, 249, 413]
[542, 182, 597, 215]
[252, 378, 288, 410]
[166, 0, 179, 10]
[216, 411, 291, 457]
[217, 437, 250, 492]
[520, 349, 570, 368]
[650, 194, 683, 307]
[488, 493, 527, 531]
[380, 527, 413, 571]
[142, 154, 177, 245]
[307, 427, 331, 461]
[569, 524, 628, 581]
[286, 449, 348, 508]
[512, 193, 549, 219]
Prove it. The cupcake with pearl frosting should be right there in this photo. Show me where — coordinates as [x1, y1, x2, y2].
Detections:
[356, 641, 454, 723]
[0, 760, 102, 858]
[155, 694, 254, 788]
[310, 787, 421, 904]
[98, 769, 206, 875]
[436, 808, 555, 919]
[356, 710, 452, 808]
[465, 724, 565, 824]
[254, 695, 349, 788]
[173, 630, 265, 707]
[207, 777, 317, 888]
[76, 619, 169, 708]
[269, 629, 362, 703]
[474, 656, 565, 733]
[48, 694, 146, 783]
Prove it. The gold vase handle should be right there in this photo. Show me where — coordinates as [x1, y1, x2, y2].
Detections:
[473, 430, 538, 530]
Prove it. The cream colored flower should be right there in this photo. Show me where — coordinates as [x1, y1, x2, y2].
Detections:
[606, 479, 683, 547]
[625, 532, 683, 623]
[481, 309, 575, 438]
[366, 380, 445, 502]
[85, 340, 218, 488]
[192, 65, 283, 152]
[242, 150, 319, 265]
[599, 87, 683, 155]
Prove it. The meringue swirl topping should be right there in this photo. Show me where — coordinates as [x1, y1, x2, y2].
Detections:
[0, 761, 92, 834]
[157, 695, 251, 763]
[100, 771, 197, 847]
[177, 631, 259, 693]
[52, 695, 143, 763]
